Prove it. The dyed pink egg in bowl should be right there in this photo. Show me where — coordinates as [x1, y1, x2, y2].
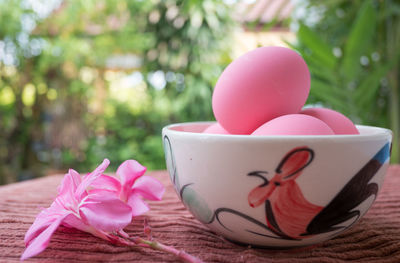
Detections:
[162, 122, 392, 248]
[203, 123, 229, 134]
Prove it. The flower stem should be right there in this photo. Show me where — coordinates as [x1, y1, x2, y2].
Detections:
[106, 233, 204, 263]
[129, 237, 204, 263]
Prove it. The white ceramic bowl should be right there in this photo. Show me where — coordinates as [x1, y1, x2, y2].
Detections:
[162, 122, 392, 248]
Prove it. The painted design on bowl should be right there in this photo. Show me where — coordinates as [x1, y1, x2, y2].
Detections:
[207, 142, 391, 241]
[247, 146, 322, 240]
[163, 135, 213, 224]
[163, 132, 391, 243]
[180, 184, 214, 223]
[303, 142, 391, 236]
[163, 135, 180, 194]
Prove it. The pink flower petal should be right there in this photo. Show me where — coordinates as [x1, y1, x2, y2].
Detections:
[24, 215, 56, 246]
[75, 159, 110, 199]
[79, 194, 132, 232]
[127, 194, 149, 217]
[62, 214, 111, 243]
[116, 160, 146, 188]
[24, 202, 66, 245]
[91, 174, 121, 192]
[62, 213, 92, 233]
[69, 169, 82, 190]
[21, 213, 68, 261]
[133, 176, 165, 201]
[88, 188, 119, 198]
[57, 170, 79, 197]
[56, 174, 79, 211]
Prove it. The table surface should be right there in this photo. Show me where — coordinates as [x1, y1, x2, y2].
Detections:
[1, 167, 400, 263]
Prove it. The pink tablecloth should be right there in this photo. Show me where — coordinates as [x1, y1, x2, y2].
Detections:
[1, 167, 400, 262]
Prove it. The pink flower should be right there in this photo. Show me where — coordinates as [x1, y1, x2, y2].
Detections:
[21, 159, 132, 260]
[90, 160, 165, 217]
[20, 159, 204, 262]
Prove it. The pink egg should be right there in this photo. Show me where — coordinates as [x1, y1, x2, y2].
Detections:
[212, 46, 310, 135]
[203, 123, 229, 134]
[301, 108, 359, 135]
[252, 114, 334, 136]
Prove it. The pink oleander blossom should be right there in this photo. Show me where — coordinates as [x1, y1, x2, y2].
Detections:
[90, 160, 165, 217]
[21, 159, 165, 261]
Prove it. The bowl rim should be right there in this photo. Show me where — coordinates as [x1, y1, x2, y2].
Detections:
[162, 121, 392, 142]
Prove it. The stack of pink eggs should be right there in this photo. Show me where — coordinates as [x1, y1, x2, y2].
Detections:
[204, 46, 359, 136]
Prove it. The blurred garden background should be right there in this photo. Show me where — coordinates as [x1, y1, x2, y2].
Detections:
[0, 0, 399, 184]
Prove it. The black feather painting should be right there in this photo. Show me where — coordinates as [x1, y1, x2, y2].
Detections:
[303, 142, 391, 236]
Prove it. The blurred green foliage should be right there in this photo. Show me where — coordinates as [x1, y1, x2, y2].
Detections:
[3, 0, 398, 184]
[292, 0, 400, 162]
[0, 0, 234, 184]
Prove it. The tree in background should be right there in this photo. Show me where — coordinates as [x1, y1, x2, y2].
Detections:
[292, 0, 400, 162]
[0, 0, 234, 184]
